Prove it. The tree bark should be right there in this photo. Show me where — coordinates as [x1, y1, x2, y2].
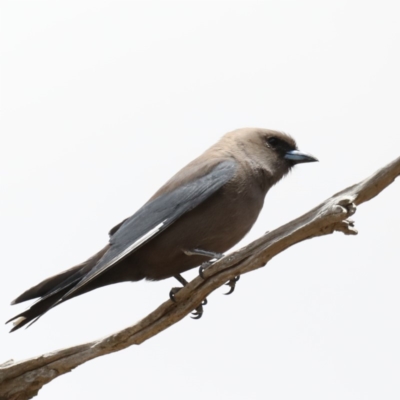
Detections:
[1, 155, 399, 400]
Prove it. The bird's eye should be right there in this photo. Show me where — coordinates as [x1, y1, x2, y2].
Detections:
[266, 137, 278, 147]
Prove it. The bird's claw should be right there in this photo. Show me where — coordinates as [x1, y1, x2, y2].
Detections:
[224, 276, 240, 295]
[199, 261, 213, 279]
[197, 252, 224, 279]
[190, 298, 208, 319]
[191, 303, 204, 319]
[169, 287, 181, 302]
[170, 286, 208, 318]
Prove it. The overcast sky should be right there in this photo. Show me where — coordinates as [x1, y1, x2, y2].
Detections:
[1, 1, 400, 399]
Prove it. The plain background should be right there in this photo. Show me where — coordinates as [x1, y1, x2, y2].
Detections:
[1, 1, 400, 399]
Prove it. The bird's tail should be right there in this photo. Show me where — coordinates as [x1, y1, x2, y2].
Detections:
[7, 245, 109, 332]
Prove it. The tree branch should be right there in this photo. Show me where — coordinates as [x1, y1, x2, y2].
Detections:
[1, 156, 399, 400]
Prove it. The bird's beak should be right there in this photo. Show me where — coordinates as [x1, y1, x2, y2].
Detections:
[284, 149, 318, 164]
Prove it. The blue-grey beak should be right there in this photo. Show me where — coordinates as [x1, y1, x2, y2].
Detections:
[284, 149, 318, 164]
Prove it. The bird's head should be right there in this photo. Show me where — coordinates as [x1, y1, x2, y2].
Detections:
[226, 128, 318, 186]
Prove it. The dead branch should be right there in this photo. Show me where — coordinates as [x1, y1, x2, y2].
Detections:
[1, 155, 399, 400]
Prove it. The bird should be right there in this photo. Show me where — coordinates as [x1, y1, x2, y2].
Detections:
[7, 128, 317, 331]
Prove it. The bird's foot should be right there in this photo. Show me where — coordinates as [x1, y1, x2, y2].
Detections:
[169, 286, 208, 319]
[190, 298, 208, 320]
[169, 287, 182, 302]
[198, 253, 224, 279]
[224, 276, 240, 295]
[199, 261, 212, 279]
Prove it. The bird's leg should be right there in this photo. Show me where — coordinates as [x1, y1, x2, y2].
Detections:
[169, 274, 207, 319]
[174, 273, 189, 286]
[169, 274, 188, 301]
[183, 248, 224, 260]
[183, 248, 224, 278]
[184, 248, 240, 295]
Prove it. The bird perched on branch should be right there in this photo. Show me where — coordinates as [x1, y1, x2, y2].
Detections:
[7, 128, 317, 331]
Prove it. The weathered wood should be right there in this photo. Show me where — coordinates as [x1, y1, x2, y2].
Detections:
[1, 155, 399, 400]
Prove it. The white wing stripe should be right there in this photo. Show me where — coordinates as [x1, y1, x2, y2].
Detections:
[57, 220, 167, 302]
[106, 220, 166, 267]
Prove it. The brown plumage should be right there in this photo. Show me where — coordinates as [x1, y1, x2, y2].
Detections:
[7, 128, 317, 331]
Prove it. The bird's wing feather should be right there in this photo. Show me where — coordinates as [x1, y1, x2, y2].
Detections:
[58, 159, 236, 302]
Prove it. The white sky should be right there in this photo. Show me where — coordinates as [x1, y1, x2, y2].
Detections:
[1, 1, 400, 399]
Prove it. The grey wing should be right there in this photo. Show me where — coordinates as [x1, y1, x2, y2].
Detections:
[58, 159, 236, 302]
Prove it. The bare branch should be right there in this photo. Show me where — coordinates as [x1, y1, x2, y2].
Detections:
[1, 156, 399, 400]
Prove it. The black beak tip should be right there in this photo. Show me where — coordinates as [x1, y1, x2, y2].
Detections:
[285, 150, 318, 164]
